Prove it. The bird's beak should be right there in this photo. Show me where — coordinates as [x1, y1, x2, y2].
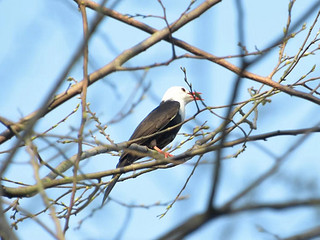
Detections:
[188, 91, 202, 101]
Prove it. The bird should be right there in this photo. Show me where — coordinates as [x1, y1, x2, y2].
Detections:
[101, 86, 202, 205]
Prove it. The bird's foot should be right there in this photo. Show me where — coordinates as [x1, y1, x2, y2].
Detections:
[153, 146, 173, 158]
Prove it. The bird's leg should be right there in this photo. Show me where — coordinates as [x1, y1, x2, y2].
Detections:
[153, 146, 173, 158]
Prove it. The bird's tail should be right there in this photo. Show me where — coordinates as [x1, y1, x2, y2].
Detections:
[101, 173, 121, 206]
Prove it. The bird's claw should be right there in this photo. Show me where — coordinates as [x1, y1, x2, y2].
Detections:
[163, 152, 173, 158]
[154, 146, 173, 158]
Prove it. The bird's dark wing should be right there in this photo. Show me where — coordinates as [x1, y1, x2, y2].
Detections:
[128, 101, 180, 143]
[101, 101, 181, 206]
[118, 101, 180, 165]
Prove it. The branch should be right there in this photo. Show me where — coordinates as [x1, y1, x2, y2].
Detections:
[82, 0, 320, 105]
[158, 199, 320, 240]
[206, 0, 247, 211]
[2, 125, 319, 199]
[64, 2, 90, 234]
[282, 225, 320, 240]
[0, 0, 221, 145]
[175, 126, 320, 160]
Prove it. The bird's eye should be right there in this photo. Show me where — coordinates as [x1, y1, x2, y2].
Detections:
[181, 88, 186, 92]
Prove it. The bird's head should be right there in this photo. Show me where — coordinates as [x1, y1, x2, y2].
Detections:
[161, 86, 202, 106]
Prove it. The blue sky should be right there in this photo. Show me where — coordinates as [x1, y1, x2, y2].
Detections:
[1, 0, 320, 239]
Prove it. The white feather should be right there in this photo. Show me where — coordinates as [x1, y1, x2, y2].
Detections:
[161, 86, 196, 121]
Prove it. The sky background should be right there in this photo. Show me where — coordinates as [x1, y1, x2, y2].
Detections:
[1, 0, 320, 239]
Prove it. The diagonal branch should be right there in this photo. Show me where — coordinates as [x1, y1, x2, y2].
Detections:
[158, 198, 320, 240]
[0, 0, 221, 145]
[82, 0, 320, 104]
